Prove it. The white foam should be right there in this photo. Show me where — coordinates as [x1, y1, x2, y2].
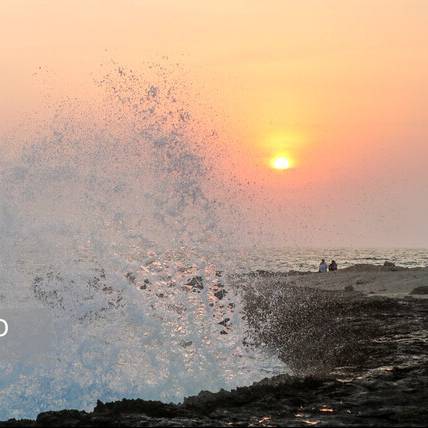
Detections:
[0, 66, 286, 420]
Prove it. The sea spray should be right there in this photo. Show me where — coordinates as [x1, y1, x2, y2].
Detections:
[0, 65, 285, 419]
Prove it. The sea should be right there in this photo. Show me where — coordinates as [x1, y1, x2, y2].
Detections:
[235, 247, 428, 273]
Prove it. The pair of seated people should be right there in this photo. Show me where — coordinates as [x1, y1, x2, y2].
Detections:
[319, 259, 337, 272]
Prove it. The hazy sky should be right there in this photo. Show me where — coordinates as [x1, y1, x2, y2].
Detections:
[1, 0, 427, 247]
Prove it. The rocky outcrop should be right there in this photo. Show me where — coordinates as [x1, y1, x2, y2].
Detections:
[4, 268, 428, 427]
[2, 363, 427, 427]
[341, 262, 406, 272]
[410, 286, 428, 295]
[3, 292, 427, 427]
[242, 283, 428, 374]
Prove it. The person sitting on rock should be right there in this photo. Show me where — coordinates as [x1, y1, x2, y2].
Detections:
[319, 259, 328, 273]
[329, 260, 338, 271]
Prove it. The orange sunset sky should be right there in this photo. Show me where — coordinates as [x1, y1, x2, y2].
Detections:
[1, 0, 427, 247]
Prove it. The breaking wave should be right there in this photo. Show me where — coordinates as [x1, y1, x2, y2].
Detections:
[0, 65, 285, 419]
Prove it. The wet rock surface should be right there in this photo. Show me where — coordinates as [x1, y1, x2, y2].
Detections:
[2, 286, 428, 427]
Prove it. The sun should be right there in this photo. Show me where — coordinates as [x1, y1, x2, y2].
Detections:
[271, 155, 291, 170]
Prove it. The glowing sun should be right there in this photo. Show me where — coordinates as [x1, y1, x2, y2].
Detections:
[271, 155, 291, 170]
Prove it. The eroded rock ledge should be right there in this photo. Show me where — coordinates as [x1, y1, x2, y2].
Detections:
[2, 364, 427, 427]
[2, 293, 427, 427]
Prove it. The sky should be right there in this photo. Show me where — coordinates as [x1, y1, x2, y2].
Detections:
[1, 0, 427, 248]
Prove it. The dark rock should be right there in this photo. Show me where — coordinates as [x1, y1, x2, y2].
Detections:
[36, 410, 89, 427]
[218, 318, 230, 327]
[242, 282, 428, 377]
[186, 276, 204, 290]
[410, 286, 428, 295]
[288, 270, 312, 276]
[125, 272, 136, 284]
[214, 289, 227, 300]
[382, 261, 405, 272]
[93, 398, 180, 418]
[344, 285, 354, 292]
[342, 263, 406, 272]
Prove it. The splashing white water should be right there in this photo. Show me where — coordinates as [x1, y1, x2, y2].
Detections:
[0, 65, 285, 420]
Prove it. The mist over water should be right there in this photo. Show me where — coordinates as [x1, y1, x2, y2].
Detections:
[0, 65, 285, 419]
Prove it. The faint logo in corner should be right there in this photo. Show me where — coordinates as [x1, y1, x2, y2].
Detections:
[0, 307, 55, 361]
[0, 318, 8, 337]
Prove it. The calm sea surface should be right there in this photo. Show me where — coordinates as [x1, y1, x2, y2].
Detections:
[233, 247, 428, 273]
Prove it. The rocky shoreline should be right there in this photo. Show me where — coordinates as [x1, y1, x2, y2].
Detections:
[3, 362, 427, 427]
[2, 265, 428, 427]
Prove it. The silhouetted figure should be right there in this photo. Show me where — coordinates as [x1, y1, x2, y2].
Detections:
[329, 260, 338, 271]
[319, 259, 328, 273]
